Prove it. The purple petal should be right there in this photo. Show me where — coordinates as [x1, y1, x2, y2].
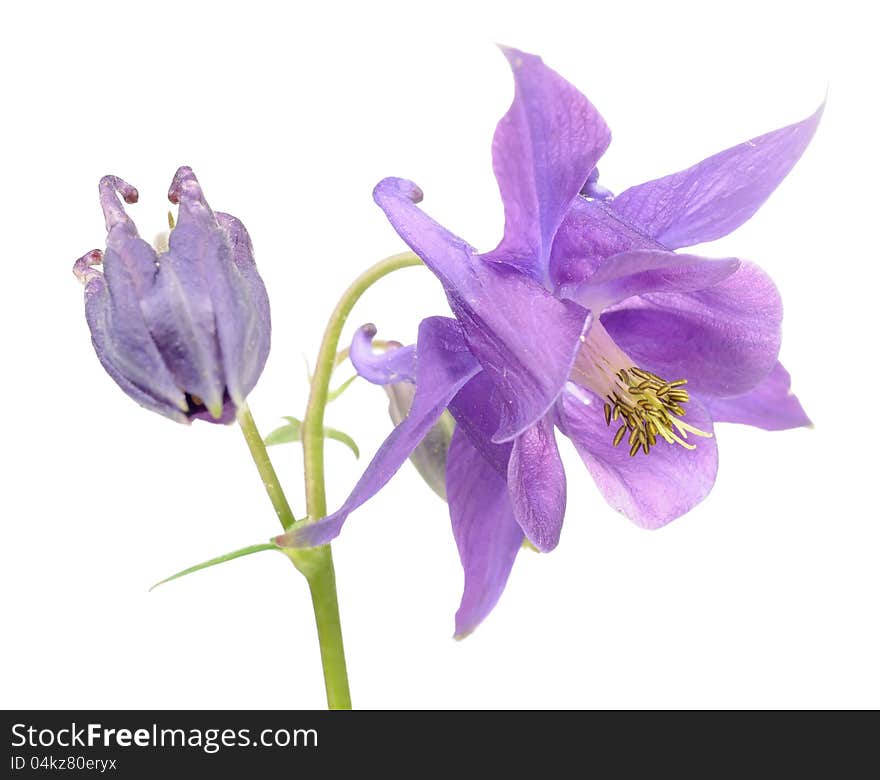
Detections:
[448, 371, 512, 477]
[88, 180, 194, 420]
[144, 229, 227, 415]
[162, 167, 266, 412]
[80, 262, 188, 423]
[507, 414, 565, 552]
[448, 426, 524, 639]
[601, 261, 782, 397]
[507, 414, 567, 551]
[215, 211, 272, 402]
[611, 103, 824, 248]
[704, 361, 811, 430]
[576, 249, 740, 310]
[81, 181, 190, 419]
[488, 46, 611, 284]
[350, 324, 416, 385]
[374, 177, 588, 443]
[549, 197, 661, 292]
[385, 381, 454, 501]
[275, 317, 480, 549]
[558, 386, 718, 529]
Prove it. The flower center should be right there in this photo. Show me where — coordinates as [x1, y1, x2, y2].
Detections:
[570, 321, 711, 456]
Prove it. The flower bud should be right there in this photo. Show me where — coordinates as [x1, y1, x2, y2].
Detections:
[73, 167, 270, 424]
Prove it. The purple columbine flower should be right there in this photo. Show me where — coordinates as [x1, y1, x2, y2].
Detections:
[74, 167, 271, 424]
[277, 48, 819, 636]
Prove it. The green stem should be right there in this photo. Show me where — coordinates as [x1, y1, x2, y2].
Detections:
[298, 251, 422, 710]
[239, 251, 421, 710]
[302, 251, 422, 519]
[307, 555, 349, 708]
[238, 405, 297, 531]
[238, 406, 348, 706]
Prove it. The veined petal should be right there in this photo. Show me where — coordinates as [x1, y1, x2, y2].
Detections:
[576, 249, 740, 311]
[611, 103, 824, 248]
[350, 324, 416, 385]
[275, 317, 480, 549]
[558, 386, 718, 529]
[95, 182, 182, 402]
[704, 361, 811, 430]
[549, 197, 661, 292]
[602, 261, 782, 397]
[507, 414, 567, 551]
[215, 212, 272, 402]
[81, 263, 187, 422]
[488, 46, 611, 284]
[458, 265, 588, 445]
[144, 232, 226, 415]
[374, 177, 588, 443]
[448, 426, 524, 639]
[159, 167, 261, 414]
[448, 371, 512, 477]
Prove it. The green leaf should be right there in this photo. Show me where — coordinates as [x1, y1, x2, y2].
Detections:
[149, 543, 280, 591]
[264, 416, 303, 446]
[264, 417, 359, 459]
[324, 427, 360, 458]
[328, 374, 358, 402]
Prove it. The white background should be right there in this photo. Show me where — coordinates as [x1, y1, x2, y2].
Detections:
[2, 0, 876, 709]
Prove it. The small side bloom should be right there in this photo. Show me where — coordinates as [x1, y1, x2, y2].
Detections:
[73, 167, 271, 424]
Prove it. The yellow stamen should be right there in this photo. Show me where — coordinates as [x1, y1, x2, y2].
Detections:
[568, 320, 711, 457]
[604, 370, 712, 457]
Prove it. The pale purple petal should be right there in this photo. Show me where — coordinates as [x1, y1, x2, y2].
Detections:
[549, 197, 661, 292]
[80, 262, 188, 422]
[143, 230, 227, 415]
[374, 177, 588, 443]
[161, 167, 258, 413]
[215, 211, 272, 401]
[602, 261, 782, 397]
[350, 324, 416, 385]
[611, 104, 824, 248]
[488, 46, 611, 284]
[704, 361, 811, 430]
[275, 317, 480, 549]
[558, 386, 718, 529]
[575, 249, 740, 311]
[448, 426, 524, 639]
[507, 414, 567, 551]
[95, 180, 191, 409]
